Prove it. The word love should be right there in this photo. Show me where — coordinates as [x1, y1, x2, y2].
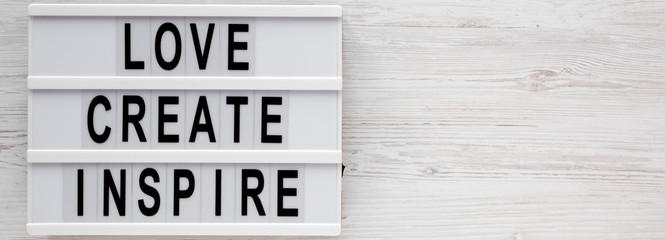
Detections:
[124, 21, 250, 71]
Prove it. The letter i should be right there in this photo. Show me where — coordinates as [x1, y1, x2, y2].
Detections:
[77, 169, 84, 216]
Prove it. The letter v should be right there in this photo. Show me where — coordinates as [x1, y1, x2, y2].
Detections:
[190, 23, 215, 70]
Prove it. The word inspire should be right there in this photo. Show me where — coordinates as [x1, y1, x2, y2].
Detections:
[77, 168, 299, 217]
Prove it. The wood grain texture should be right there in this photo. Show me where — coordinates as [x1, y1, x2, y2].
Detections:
[2, 0, 665, 239]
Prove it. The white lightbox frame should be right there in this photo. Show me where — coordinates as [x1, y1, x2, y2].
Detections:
[27, 4, 342, 236]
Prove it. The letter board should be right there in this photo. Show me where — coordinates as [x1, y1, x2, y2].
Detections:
[27, 4, 342, 236]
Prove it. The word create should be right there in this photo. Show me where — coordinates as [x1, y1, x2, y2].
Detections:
[77, 167, 299, 218]
[86, 93, 284, 145]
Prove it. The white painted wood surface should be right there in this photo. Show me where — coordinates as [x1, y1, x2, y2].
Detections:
[2, 0, 664, 239]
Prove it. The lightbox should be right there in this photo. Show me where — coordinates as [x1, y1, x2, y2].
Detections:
[27, 4, 342, 236]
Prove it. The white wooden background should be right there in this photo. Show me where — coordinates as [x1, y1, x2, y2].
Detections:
[2, 0, 664, 239]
